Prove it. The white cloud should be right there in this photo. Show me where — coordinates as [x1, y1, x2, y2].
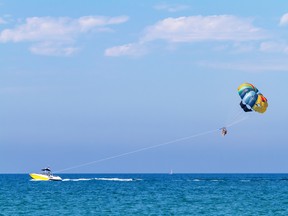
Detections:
[1, 17, 73, 43]
[30, 41, 79, 56]
[0, 15, 129, 56]
[105, 43, 147, 57]
[0, 18, 6, 24]
[260, 41, 288, 53]
[213, 42, 257, 53]
[105, 15, 267, 57]
[279, 13, 288, 26]
[78, 16, 129, 32]
[198, 60, 288, 72]
[232, 42, 256, 53]
[154, 3, 190, 12]
[141, 15, 266, 43]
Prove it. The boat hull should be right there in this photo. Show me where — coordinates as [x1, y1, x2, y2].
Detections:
[30, 173, 62, 181]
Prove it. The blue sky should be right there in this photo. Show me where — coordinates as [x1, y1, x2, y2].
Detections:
[1, 1, 288, 173]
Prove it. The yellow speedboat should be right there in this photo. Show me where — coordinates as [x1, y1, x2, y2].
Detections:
[30, 167, 62, 181]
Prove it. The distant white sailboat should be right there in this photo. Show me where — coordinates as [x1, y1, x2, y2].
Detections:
[169, 169, 173, 175]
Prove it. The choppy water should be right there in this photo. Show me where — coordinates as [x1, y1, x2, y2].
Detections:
[1, 174, 288, 215]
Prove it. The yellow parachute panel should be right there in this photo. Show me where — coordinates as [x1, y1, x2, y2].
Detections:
[252, 94, 268, 113]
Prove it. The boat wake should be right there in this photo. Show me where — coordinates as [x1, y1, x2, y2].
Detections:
[62, 177, 140, 182]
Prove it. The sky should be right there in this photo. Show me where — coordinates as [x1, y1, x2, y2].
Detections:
[1, 0, 288, 173]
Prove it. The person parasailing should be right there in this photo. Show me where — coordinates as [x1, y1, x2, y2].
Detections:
[220, 127, 228, 136]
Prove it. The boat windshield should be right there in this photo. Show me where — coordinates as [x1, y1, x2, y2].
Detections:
[41, 167, 52, 176]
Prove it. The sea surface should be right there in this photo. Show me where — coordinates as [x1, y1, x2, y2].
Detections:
[1, 174, 288, 215]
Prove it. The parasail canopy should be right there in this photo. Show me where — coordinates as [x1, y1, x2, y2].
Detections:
[238, 83, 268, 113]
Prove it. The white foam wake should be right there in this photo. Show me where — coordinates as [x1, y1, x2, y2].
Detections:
[62, 177, 139, 182]
[95, 177, 134, 182]
[62, 178, 92, 182]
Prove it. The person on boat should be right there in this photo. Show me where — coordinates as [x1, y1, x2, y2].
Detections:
[221, 127, 228, 136]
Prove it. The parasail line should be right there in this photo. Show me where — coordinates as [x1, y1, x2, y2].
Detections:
[55, 128, 219, 173]
[226, 116, 248, 128]
[225, 109, 246, 128]
[226, 110, 243, 125]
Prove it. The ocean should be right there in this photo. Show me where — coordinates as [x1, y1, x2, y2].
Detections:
[1, 174, 288, 215]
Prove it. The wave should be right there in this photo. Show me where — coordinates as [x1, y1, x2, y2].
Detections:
[190, 179, 224, 182]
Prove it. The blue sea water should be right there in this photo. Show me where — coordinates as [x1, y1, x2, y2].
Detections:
[1, 174, 288, 215]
